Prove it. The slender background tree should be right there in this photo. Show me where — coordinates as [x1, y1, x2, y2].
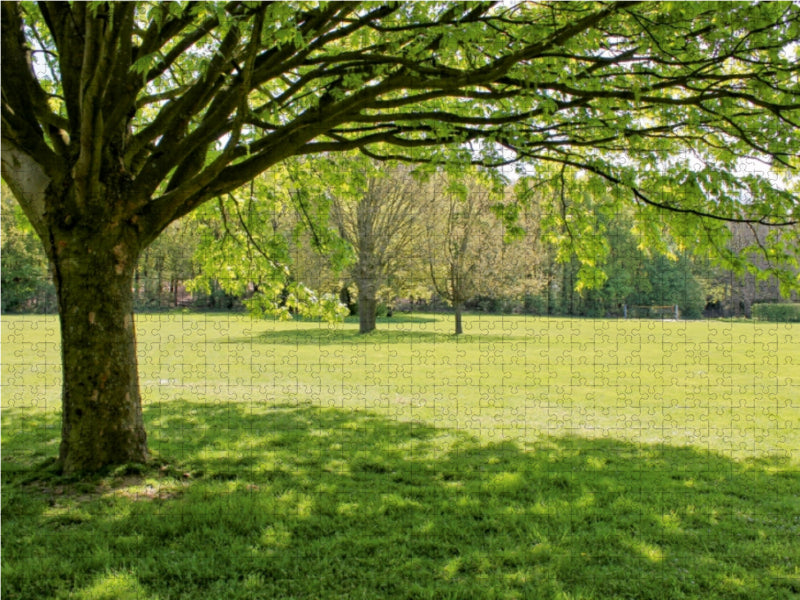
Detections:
[424, 176, 500, 334]
[2, 1, 798, 472]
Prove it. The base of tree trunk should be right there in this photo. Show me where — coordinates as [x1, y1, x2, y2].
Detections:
[55, 238, 148, 473]
[359, 295, 378, 334]
[454, 305, 463, 335]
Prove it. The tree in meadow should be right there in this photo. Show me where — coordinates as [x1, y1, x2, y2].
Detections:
[424, 174, 509, 334]
[2, 1, 798, 472]
[328, 160, 431, 333]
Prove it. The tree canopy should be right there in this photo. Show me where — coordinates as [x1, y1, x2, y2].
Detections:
[2, 0, 799, 472]
[5, 2, 799, 238]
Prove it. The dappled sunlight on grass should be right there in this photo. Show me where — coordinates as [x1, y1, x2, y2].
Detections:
[3, 399, 798, 599]
[73, 571, 153, 600]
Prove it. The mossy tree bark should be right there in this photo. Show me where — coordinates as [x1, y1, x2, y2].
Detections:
[47, 201, 148, 472]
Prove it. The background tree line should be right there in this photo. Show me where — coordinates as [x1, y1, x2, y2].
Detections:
[3, 166, 794, 323]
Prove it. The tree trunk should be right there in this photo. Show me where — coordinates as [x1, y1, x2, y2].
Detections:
[454, 302, 463, 335]
[53, 233, 147, 473]
[358, 286, 378, 334]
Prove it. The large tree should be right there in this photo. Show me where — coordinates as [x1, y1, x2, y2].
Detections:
[329, 161, 429, 333]
[2, 1, 798, 472]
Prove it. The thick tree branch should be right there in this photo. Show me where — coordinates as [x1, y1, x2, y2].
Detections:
[1, 136, 53, 236]
[39, 1, 84, 131]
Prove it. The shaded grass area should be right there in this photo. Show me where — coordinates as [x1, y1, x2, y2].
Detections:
[3, 399, 799, 600]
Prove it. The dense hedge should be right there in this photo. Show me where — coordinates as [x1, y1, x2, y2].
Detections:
[752, 303, 800, 323]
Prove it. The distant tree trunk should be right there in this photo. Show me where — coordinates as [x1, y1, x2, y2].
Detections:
[52, 228, 148, 473]
[454, 302, 464, 335]
[156, 264, 164, 307]
[356, 277, 378, 334]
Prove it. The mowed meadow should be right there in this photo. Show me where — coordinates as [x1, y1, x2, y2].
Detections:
[2, 313, 799, 600]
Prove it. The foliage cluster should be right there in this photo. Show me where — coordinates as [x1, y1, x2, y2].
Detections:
[2, 167, 791, 321]
[0, 188, 55, 313]
[752, 302, 800, 323]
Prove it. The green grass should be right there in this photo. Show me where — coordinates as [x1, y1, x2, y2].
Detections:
[2, 313, 799, 599]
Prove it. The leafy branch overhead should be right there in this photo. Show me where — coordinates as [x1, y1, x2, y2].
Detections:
[4, 3, 799, 232]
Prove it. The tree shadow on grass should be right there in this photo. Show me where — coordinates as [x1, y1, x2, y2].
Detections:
[343, 314, 440, 325]
[2, 400, 799, 600]
[228, 326, 524, 347]
[236, 327, 447, 347]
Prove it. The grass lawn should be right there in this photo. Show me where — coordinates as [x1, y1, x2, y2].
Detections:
[2, 312, 799, 599]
